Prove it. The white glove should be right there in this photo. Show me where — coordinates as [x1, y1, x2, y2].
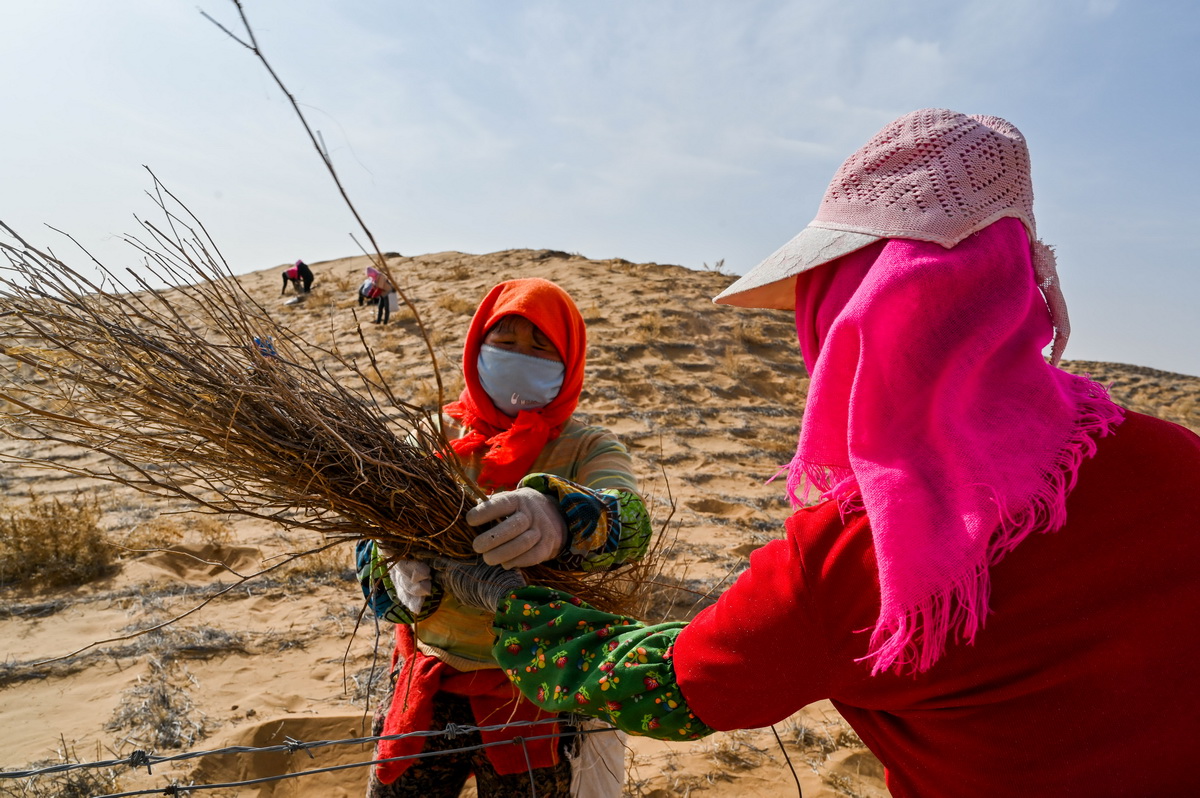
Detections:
[388, 558, 433, 615]
[467, 487, 567, 569]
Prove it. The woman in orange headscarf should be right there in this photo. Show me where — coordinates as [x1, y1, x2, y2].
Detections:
[357, 278, 651, 798]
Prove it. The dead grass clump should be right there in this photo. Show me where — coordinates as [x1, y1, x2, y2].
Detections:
[730, 317, 770, 348]
[0, 742, 122, 798]
[278, 540, 354, 584]
[409, 373, 466, 412]
[435, 295, 477, 315]
[189, 514, 233, 546]
[783, 716, 851, 750]
[633, 316, 666, 342]
[0, 491, 112, 589]
[111, 624, 249, 662]
[579, 303, 606, 324]
[700, 730, 771, 772]
[105, 656, 208, 750]
[112, 515, 186, 554]
[327, 270, 357, 294]
[347, 664, 391, 706]
[721, 346, 754, 381]
[780, 716, 867, 765]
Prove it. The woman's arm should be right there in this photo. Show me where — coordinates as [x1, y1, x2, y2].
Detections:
[491, 585, 715, 741]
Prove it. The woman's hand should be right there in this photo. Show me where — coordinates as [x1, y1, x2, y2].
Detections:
[467, 487, 567, 569]
[387, 558, 433, 614]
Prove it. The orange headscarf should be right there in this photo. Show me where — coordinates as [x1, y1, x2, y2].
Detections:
[442, 279, 587, 491]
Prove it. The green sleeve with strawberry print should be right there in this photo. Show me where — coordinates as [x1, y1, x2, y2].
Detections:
[492, 585, 716, 742]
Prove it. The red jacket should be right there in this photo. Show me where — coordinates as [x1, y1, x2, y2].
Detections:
[676, 411, 1200, 796]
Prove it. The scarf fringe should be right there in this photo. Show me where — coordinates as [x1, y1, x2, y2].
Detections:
[827, 374, 1124, 675]
[786, 462, 865, 517]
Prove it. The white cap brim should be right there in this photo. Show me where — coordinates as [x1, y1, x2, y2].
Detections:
[713, 225, 881, 309]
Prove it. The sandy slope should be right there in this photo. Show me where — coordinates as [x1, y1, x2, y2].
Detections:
[1, 250, 1196, 797]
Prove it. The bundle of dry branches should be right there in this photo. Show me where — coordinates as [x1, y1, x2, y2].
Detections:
[0, 183, 646, 613]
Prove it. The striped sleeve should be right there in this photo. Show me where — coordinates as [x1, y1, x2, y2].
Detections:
[566, 426, 639, 493]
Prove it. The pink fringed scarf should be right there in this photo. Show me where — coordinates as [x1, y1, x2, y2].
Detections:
[788, 218, 1124, 674]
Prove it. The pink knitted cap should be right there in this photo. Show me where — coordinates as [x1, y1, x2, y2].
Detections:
[718, 110, 1033, 294]
[715, 108, 1069, 363]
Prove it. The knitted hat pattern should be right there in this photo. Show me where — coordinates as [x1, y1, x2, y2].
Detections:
[813, 110, 1037, 247]
[714, 108, 1068, 363]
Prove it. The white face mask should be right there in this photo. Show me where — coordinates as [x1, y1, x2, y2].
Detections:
[476, 345, 565, 416]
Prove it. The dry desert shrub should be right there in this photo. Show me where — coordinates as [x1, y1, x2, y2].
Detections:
[110, 515, 187, 554]
[105, 656, 209, 750]
[0, 491, 112, 589]
[579, 303, 606, 324]
[633, 315, 666, 343]
[0, 742, 122, 798]
[700, 730, 771, 772]
[720, 345, 753, 381]
[347, 663, 391, 706]
[327, 269, 356, 294]
[278, 536, 354, 584]
[435, 294, 476, 315]
[730, 317, 771, 348]
[188, 514, 233, 547]
[440, 261, 471, 281]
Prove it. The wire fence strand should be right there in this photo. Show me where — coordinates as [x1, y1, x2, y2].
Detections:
[97, 727, 620, 797]
[0, 717, 588, 778]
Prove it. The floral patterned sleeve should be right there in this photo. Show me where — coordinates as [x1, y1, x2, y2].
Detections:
[492, 585, 716, 741]
[518, 474, 652, 571]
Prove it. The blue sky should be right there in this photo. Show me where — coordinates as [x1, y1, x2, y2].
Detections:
[4, 1, 1198, 375]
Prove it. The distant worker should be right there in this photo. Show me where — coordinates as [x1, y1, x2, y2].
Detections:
[357, 266, 395, 324]
[281, 260, 314, 295]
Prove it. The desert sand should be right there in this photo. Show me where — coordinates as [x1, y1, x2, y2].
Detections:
[2, 250, 1197, 797]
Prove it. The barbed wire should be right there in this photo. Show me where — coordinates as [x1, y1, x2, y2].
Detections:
[0, 717, 594, 779]
[2, 718, 620, 797]
[98, 726, 617, 798]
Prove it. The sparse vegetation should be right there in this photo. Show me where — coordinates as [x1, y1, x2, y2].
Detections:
[700, 730, 771, 771]
[0, 491, 112, 589]
[277, 537, 354, 584]
[110, 515, 187, 554]
[105, 656, 209, 750]
[435, 294, 477, 315]
[0, 743, 121, 798]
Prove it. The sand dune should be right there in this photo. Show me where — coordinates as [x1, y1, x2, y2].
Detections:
[1, 249, 1195, 797]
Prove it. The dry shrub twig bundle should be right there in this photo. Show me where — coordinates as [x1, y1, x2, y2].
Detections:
[0, 182, 639, 612]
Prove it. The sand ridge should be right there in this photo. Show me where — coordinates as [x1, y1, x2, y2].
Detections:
[1, 249, 1196, 796]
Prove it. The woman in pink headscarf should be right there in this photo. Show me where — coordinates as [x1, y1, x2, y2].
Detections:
[432, 110, 1200, 796]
